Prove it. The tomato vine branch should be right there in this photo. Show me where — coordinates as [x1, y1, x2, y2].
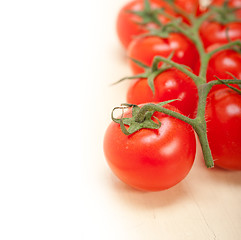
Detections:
[134, 102, 194, 125]
[207, 40, 241, 57]
[152, 56, 200, 84]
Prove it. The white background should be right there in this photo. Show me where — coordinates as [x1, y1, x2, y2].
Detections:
[0, 0, 241, 239]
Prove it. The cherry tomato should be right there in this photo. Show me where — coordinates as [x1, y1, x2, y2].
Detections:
[127, 34, 199, 74]
[127, 68, 198, 118]
[212, 0, 241, 19]
[200, 21, 241, 48]
[116, 0, 176, 49]
[207, 49, 241, 88]
[103, 104, 196, 191]
[207, 44, 241, 82]
[206, 88, 241, 170]
[206, 44, 241, 91]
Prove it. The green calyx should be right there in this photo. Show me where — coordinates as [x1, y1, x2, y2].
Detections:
[208, 3, 241, 24]
[127, 0, 164, 27]
[138, 25, 178, 39]
[111, 103, 161, 135]
[112, 53, 175, 95]
[111, 101, 177, 135]
[127, 0, 188, 32]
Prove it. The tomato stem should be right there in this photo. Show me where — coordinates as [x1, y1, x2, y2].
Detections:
[193, 122, 214, 168]
[134, 103, 194, 126]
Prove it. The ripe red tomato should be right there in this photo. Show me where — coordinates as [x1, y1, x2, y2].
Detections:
[127, 34, 199, 74]
[206, 88, 241, 170]
[127, 68, 198, 118]
[116, 0, 176, 49]
[200, 21, 241, 48]
[207, 45, 241, 82]
[206, 44, 241, 91]
[103, 104, 196, 191]
[212, 0, 241, 19]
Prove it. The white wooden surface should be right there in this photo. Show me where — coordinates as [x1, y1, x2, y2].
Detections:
[0, 0, 240, 239]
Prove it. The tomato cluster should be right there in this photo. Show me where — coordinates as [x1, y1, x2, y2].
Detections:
[104, 0, 241, 191]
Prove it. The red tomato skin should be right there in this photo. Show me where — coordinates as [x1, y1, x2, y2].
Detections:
[174, 0, 203, 16]
[207, 47, 241, 82]
[206, 89, 241, 170]
[127, 34, 199, 74]
[205, 44, 241, 91]
[116, 0, 176, 49]
[126, 68, 198, 118]
[103, 104, 196, 191]
[200, 21, 241, 48]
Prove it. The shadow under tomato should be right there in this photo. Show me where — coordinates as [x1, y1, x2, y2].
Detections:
[109, 174, 190, 209]
[112, 45, 129, 64]
[203, 166, 241, 186]
[195, 138, 241, 186]
[189, 141, 241, 186]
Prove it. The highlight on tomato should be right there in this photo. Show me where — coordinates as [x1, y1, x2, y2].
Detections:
[206, 88, 241, 170]
[103, 103, 196, 191]
[127, 33, 199, 74]
[126, 67, 198, 118]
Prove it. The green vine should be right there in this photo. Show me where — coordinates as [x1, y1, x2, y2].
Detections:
[113, 0, 241, 168]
